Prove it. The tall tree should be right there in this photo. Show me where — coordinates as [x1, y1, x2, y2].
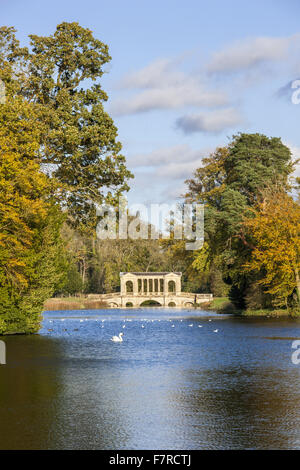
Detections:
[0, 23, 133, 333]
[0, 98, 65, 334]
[0, 23, 133, 225]
[185, 133, 294, 308]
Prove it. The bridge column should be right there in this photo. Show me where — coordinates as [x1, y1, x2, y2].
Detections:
[133, 278, 138, 295]
[163, 276, 168, 295]
[163, 275, 167, 306]
[120, 276, 126, 295]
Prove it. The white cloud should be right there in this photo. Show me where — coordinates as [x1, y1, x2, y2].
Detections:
[160, 182, 186, 201]
[176, 107, 243, 134]
[111, 58, 228, 115]
[128, 144, 210, 168]
[112, 84, 227, 116]
[156, 159, 204, 179]
[207, 34, 300, 74]
[126, 144, 212, 204]
[119, 58, 185, 89]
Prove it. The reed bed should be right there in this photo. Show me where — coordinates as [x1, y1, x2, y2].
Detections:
[44, 298, 108, 311]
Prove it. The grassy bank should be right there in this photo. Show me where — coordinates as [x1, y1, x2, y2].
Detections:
[199, 297, 300, 317]
[197, 297, 235, 313]
[238, 309, 300, 318]
[44, 297, 108, 311]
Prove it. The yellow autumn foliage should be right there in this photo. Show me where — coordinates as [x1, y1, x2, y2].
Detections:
[243, 191, 300, 307]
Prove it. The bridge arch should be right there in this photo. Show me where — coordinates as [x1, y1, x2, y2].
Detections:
[184, 301, 194, 307]
[126, 280, 133, 293]
[109, 302, 119, 308]
[168, 301, 176, 307]
[139, 300, 162, 307]
[168, 280, 176, 293]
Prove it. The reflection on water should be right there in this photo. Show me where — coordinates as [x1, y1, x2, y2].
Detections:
[0, 308, 300, 449]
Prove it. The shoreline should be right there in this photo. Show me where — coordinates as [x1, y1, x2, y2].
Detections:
[43, 297, 108, 311]
[198, 297, 300, 318]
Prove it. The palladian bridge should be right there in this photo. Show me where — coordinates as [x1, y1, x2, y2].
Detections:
[90, 272, 213, 308]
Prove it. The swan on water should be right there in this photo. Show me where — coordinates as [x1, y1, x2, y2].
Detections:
[214, 329, 219, 333]
[111, 332, 124, 342]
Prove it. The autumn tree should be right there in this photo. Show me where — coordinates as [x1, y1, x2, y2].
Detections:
[185, 134, 294, 308]
[0, 23, 133, 225]
[0, 97, 66, 334]
[0, 22, 133, 333]
[243, 191, 300, 309]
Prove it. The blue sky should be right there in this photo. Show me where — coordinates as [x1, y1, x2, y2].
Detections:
[2, 0, 300, 205]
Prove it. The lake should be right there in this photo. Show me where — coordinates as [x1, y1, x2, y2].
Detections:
[0, 308, 300, 449]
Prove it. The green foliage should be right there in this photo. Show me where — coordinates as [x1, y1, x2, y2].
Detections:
[0, 22, 133, 225]
[243, 191, 300, 309]
[209, 265, 229, 297]
[185, 133, 294, 309]
[57, 262, 83, 296]
[61, 224, 172, 294]
[0, 22, 133, 333]
[0, 197, 66, 334]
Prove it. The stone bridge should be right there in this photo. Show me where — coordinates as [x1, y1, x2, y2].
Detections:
[88, 272, 213, 308]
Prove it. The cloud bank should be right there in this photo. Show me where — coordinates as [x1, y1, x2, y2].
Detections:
[111, 58, 228, 116]
[176, 107, 244, 134]
[128, 144, 211, 167]
[207, 34, 300, 74]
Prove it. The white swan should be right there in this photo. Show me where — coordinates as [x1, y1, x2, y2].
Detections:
[111, 332, 124, 342]
[214, 329, 219, 333]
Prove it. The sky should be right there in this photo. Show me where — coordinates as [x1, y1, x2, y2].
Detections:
[2, 0, 300, 206]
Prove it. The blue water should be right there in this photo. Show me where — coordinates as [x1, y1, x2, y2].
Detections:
[1, 308, 300, 449]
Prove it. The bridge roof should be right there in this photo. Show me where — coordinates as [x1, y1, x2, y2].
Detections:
[120, 272, 182, 276]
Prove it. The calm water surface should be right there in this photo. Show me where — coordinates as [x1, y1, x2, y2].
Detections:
[1, 308, 300, 449]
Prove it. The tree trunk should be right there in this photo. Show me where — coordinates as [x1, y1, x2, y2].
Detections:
[294, 267, 300, 306]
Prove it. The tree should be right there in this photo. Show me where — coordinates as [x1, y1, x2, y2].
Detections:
[0, 23, 133, 225]
[185, 134, 294, 308]
[58, 262, 83, 296]
[0, 23, 133, 333]
[243, 191, 300, 309]
[0, 98, 66, 334]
